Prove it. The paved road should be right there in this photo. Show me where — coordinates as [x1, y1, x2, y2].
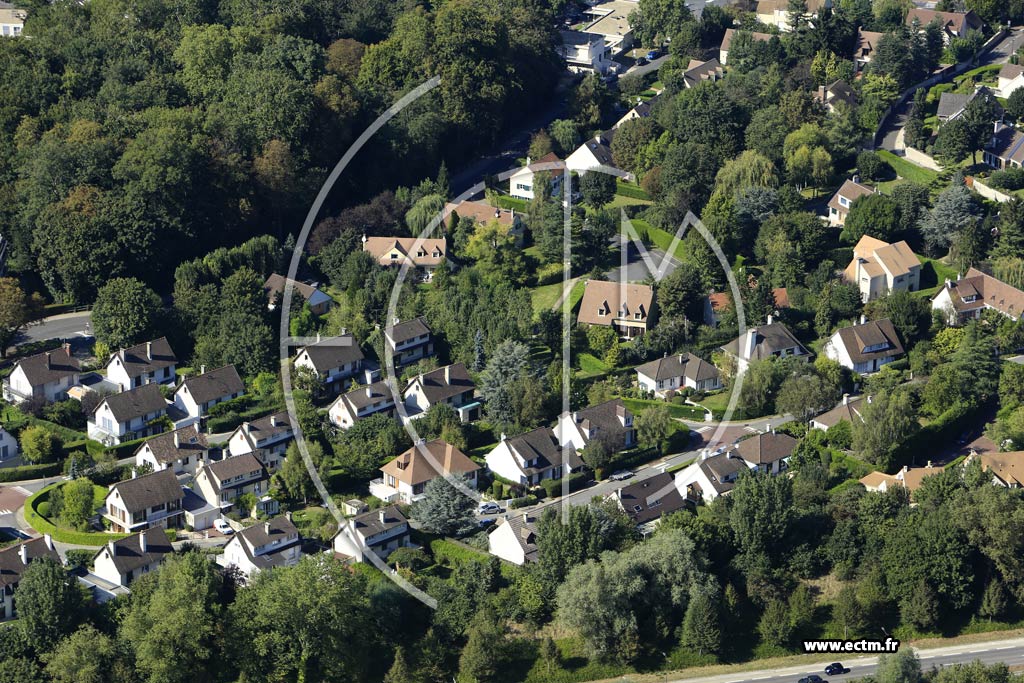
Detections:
[623, 54, 669, 78]
[664, 637, 1024, 683]
[15, 311, 92, 346]
[605, 237, 680, 283]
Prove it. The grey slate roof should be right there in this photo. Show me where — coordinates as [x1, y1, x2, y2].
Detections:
[698, 453, 747, 495]
[136, 425, 208, 464]
[108, 337, 177, 378]
[97, 527, 173, 576]
[178, 365, 244, 405]
[297, 336, 365, 372]
[385, 317, 431, 346]
[721, 322, 809, 361]
[408, 363, 475, 405]
[233, 516, 301, 570]
[506, 427, 584, 476]
[98, 383, 167, 423]
[732, 432, 798, 465]
[570, 398, 634, 449]
[0, 536, 59, 589]
[617, 472, 687, 526]
[15, 347, 80, 387]
[202, 453, 265, 490]
[833, 318, 905, 364]
[350, 505, 408, 541]
[108, 468, 183, 513]
[635, 352, 720, 383]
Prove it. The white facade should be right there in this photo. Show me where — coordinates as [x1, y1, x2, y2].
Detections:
[822, 333, 899, 375]
[3, 363, 79, 405]
[509, 162, 564, 201]
[487, 517, 534, 565]
[332, 510, 411, 562]
[0, 6, 24, 37]
[0, 427, 18, 461]
[636, 369, 722, 397]
[88, 400, 166, 446]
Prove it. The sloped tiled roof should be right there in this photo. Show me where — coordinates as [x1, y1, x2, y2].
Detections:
[732, 432, 797, 465]
[827, 179, 875, 213]
[14, 347, 80, 387]
[385, 317, 431, 346]
[381, 439, 480, 487]
[635, 352, 720, 383]
[617, 472, 687, 526]
[577, 280, 654, 326]
[296, 335, 365, 373]
[108, 337, 177, 379]
[937, 267, 1024, 319]
[406, 363, 474, 405]
[833, 319, 905, 364]
[721, 322, 809, 360]
[108, 468, 182, 514]
[97, 527, 173, 575]
[98, 383, 167, 423]
[177, 365, 244, 405]
[136, 424, 207, 464]
[0, 536, 59, 589]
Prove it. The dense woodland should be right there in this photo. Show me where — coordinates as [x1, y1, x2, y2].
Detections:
[10, 0, 1024, 682]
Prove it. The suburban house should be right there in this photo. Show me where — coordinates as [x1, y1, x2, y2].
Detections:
[87, 383, 168, 445]
[134, 425, 209, 476]
[0, 2, 25, 37]
[814, 80, 856, 114]
[226, 411, 294, 472]
[704, 287, 790, 327]
[402, 363, 480, 422]
[997, 63, 1024, 99]
[675, 431, 798, 502]
[2, 345, 81, 405]
[578, 0, 637, 56]
[263, 274, 334, 316]
[826, 178, 875, 226]
[719, 28, 772, 65]
[823, 318, 905, 374]
[172, 365, 245, 424]
[557, 29, 612, 73]
[906, 8, 983, 44]
[566, 131, 621, 178]
[721, 318, 810, 374]
[509, 152, 565, 201]
[104, 468, 184, 533]
[194, 454, 274, 514]
[859, 463, 942, 495]
[362, 235, 448, 280]
[614, 97, 655, 129]
[854, 28, 884, 70]
[557, 398, 637, 453]
[756, 0, 828, 31]
[445, 200, 524, 247]
[984, 121, 1024, 169]
[371, 439, 480, 504]
[0, 427, 18, 462]
[682, 57, 724, 89]
[612, 472, 687, 534]
[384, 317, 435, 368]
[488, 513, 538, 565]
[978, 451, 1024, 487]
[181, 487, 221, 532]
[843, 235, 922, 302]
[294, 335, 365, 393]
[937, 87, 999, 124]
[328, 381, 396, 429]
[932, 268, 1024, 324]
[106, 337, 178, 391]
[218, 515, 302, 581]
[92, 528, 173, 588]
[810, 394, 865, 431]
[0, 535, 58, 619]
[485, 428, 584, 487]
[332, 505, 411, 562]
[635, 352, 723, 397]
[577, 279, 655, 339]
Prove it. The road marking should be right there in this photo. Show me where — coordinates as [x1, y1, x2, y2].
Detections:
[13, 486, 30, 496]
[0, 509, 12, 516]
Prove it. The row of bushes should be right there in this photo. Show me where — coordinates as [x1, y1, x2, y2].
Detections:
[24, 484, 130, 546]
[0, 461, 62, 482]
[207, 402, 283, 434]
[429, 538, 492, 566]
[893, 402, 979, 470]
[987, 166, 1024, 191]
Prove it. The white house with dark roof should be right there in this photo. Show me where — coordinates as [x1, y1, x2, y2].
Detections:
[674, 431, 797, 502]
[823, 318, 905, 374]
[293, 335, 365, 393]
[932, 268, 1024, 325]
[0, 535, 58, 619]
[172, 365, 245, 425]
[826, 178, 875, 226]
[985, 121, 1024, 170]
[810, 394, 865, 431]
[557, 398, 636, 453]
[721, 318, 810, 374]
[843, 235, 922, 302]
[332, 505, 411, 562]
[134, 424, 209, 476]
[106, 337, 178, 392]
[104, 468, 184, 533]
[263, 273, 334, 316]
[488, 512, 538, 565]
[0, 427, 18, 462]
[998, 63, 1024, 98]
[384, 317, 435, 368]
[372, 439, 480, 504]
[88, 383, 168, 445]
[509, 152, 565, 201]
[577, 280, 655, 339]
[635, 352, 722, 396]
[485, 428, 584, 487]
[328, 381, 396, 429]
[218, 515, 302, 581]
[558, 29, 612, 73]
[2, 344, 81, 405]
[566, 132, 623, 178]
[614, 97, 655, 129]
[226, 411, 294, 472]
[194, 453, 273, 514]
[402, 363, 479, 422]
[92, 528, 173, 587]
[612, 471, 687, 534]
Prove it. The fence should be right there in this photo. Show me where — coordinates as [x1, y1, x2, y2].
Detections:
[872, 28, 1009, 149]
[969, 177, 1016, 203]
[902, 146, 943, 170]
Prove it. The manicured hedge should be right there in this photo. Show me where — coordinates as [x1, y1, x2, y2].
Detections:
[0, 461, 62, 482]
[24, 483, 130, 546]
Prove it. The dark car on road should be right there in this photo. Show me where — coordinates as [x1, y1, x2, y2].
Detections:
[798, 676, 827, 683]
[825, 663, 848, 675]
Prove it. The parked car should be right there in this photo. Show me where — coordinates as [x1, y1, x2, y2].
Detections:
[798, 675, 827, 683]
[646, 49, 659, 60]
[609, 470, 634, 481]
[214, 519, 233, 534]
[478, 502, 501, 515]
[636, 56, 648, 66]
[825, 663, 848, 676]
[478, 518, 496, 529]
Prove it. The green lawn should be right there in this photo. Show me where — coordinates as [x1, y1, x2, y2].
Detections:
[877, 150, 940, 186]
[529, 278, 586, 317]
[494, 195, 529, 211]
[607, 193, 652, 209]
[916, 256, 959, 297]
[577, 352, 611, 377]
[624, 217, 688, 262]
[621, 397, 706, 421]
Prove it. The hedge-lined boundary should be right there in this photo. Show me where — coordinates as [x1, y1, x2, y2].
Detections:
[0, 462, 62, 482]
[24, 483, 130, 546]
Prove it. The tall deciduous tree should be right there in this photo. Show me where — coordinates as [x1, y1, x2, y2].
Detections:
[16, 557, 86, 651]
[91, 277, 162, 350]
[0, 278, 42, 358]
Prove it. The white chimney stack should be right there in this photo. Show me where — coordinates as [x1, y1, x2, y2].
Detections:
[444, 365, 451, 384]
[270, 415, 278, 427]
[108, 540, 116, 557]
[45, 352, 51, 369]
[18, 543, 28, 566]
[174, 431, 181, 448]
[365, 387, 372, 398]
[859, 314, 867, 325]
[200, 365, 206, 375]
[766, 314, 774, 326]
[146, 341, 153, 360]
[379, 510, 387, 524]
[44, 534, 53, 551]
[131, 468, 137, 479]
[139, 531, 147, 554]
[264, 521, 271, 535]
[744, 328, 758, 360]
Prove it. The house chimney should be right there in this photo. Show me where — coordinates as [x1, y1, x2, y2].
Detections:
[45, 352, 51, 369]
[859, 314, 867, 325]
[365, 387, 372, 398]
[108, 540, 116, 557]
[18, 543, 28, 566]
[494, 208, 501, 219]
[444, 365, 451, 384]
[945, 278, 953, 289]
[139, 531, 147, 554]
[131, 467, 138, 479]
[867, 395, 873, 404]
[766, 314, 774, 326]
[522, 513, 529, 524]
[379, 509, 387, 524]
[678, 353, 684, 365]
[744, 328, 758, 360]
[242, 422, 251, 435]
[500, 432, 507, 441]
[361, 233, 368, 244]
[852, 174, 860, 184]
[264, 521, 271, 535]
[316, 332, 321, 343]
[44, 534, 53, 551]
[842, 393, 849, 406]
[146, 341, 153, 360]
[902, 465, 909, 474]
[174, 431, 181, 448]
[63, 342, 71, 355]
[926, 460, 933, 469]
[616, 487, 623, 500]
[200, 365, 206, 375]
[285, 510, 292, 522]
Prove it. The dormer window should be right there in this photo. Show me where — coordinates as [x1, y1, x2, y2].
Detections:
[839, 196, 849, 207]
